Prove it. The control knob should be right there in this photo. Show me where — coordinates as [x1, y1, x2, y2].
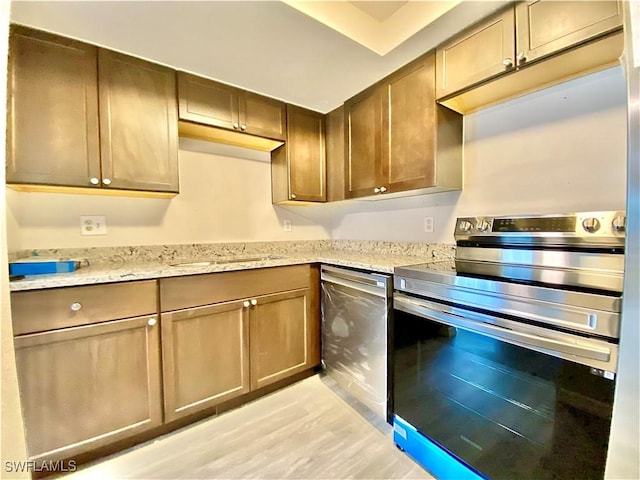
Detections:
[612, 216, 626, 233]
[476, 219, 491, 232]
[458, 220, 473, 233]
[582, 217, 601, 233]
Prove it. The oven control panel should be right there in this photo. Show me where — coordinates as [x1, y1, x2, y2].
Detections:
[455, 211, 626, 246]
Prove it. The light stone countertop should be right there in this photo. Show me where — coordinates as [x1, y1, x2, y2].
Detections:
[8, 248, 451, 292]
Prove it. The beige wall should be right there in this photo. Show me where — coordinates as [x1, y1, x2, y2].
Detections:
[7, 139, 332, 251]
[1, 0, 30, 476]
[331, 66, 628, 242]
[6, 67, 628, 251]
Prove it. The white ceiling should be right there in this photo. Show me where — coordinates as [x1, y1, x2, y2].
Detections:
[284, 1, 463, 55]
[10, 1, 508, 113]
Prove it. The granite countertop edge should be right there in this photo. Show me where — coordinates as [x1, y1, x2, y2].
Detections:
[9, 251, 445, 292]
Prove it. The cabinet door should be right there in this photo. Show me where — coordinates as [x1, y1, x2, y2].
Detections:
[14, 316, 162, 462]
[345, 85, 383, 198]
[436, 7, 515, 99]
[382, 53, 437, 193]
[7, 26, 101, 188]
[99, 49, 179, 192]
[239, 91, 287, 141]
[161, 300, 250, 422]
[250, 288, 319, 390]
[177, 72, 239, 130]
[287, 105, 326, 202]
[516, 1, 622, 65]
[325, 106, 346, 202]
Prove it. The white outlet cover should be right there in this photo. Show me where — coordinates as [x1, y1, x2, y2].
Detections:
[80, 215, 107, 236]
[424, 217, 434, 233]
[284, 220, 292, 232]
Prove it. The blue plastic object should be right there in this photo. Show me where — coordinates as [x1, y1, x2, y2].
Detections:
[393, 415, 487, 480]
[9, 260, 79, 276]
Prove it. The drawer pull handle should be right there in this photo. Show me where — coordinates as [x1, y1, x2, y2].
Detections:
[147, 318, 157, 326]
[70, 302, 82, 312]
[250, 299, 258, 306]
[243, 300, 250, 308]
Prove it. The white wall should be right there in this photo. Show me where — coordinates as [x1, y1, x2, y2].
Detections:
[7, 67, 628, 251]
[1, 0, 30, 475]
[6, 139, 332, 251]
[331, 67, 628, 242]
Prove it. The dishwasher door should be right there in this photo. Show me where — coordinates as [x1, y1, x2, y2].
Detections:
[321, 265, 392, 422]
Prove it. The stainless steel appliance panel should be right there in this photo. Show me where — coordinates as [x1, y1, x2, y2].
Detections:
[455, 211, 626, 247]
[455, 246, 624, 292]
[321, 265, 392, 421]
[393, 303, 616, 480]
[394, 293, 619, 372]
[394, 270, 621, 339]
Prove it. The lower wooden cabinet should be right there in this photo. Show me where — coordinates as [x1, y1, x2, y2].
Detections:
[13, 315, 163, 462]
[161, 300, 251, 422]
[159, 265, 321, 419]
[250, 288, 319, 390]
[11, 266, 320, 464]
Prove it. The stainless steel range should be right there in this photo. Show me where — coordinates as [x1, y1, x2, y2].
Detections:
[392, 211, 625, 480]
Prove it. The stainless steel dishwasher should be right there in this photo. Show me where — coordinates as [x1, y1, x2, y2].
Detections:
[321, 265, 392, 422]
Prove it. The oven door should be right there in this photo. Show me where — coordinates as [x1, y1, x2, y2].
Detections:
[393, 293, 617, 480]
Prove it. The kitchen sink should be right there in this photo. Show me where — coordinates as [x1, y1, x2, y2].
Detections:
[169, 254, 288, 268]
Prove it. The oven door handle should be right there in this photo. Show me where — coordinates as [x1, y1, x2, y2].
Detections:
[394, 294, 614, 365]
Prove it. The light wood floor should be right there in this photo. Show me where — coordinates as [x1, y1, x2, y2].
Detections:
[66, 374, 433, 479]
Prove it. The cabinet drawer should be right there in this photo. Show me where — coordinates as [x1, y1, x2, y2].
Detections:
[11, 281, 158, 335]
[160, 265, 311, 312]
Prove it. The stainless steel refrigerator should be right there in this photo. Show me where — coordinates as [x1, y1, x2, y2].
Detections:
[605, 2, 640, 478]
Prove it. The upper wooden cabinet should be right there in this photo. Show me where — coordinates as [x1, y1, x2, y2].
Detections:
[177, 74, 238, 131]
[435, 8, 515, 100]
[344, 84, 384, 198]
[7, 26, 179, 195]
[325, 105, 346, 202]
[436, 1, 623, 112]
[345, 52, 462, 200]
[99, 50, 179, 193]
[7, 26, 101, 188]
[515, 1, 622, 64]
[271, 105, 326, 203]
[178, 72, 287, 142]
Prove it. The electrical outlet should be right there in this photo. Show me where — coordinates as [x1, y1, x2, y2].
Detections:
[80, 215, 107, 236]
[424, 217, 434, 233]
[284, 220, 292, 232]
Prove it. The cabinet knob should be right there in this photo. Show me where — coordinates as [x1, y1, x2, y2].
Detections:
[241, 124, 247, 131]
[374, 187, 381, 194]
[502, 58, 514, 68]
[147, 317, 157, 326]
[70, 302, 82, 312]
[290, 193, 297, 200]
[102, 178, 112, 186]
[233, 123, 239, 129]
[517, 51, 527, 64]
[250, 299, 257, 306]
[89, 177, 100, 185]
[380, 186, 387, 193]
[243, 300, 250, 308]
